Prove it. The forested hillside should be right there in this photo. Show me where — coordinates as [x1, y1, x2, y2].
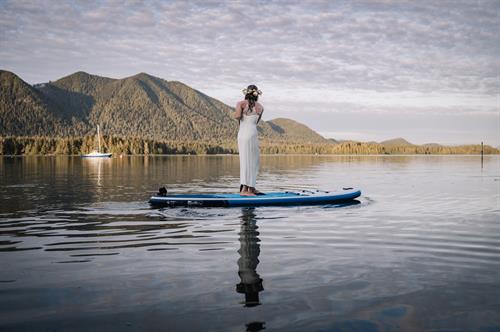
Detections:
[267, 118, 327, 144]
[1, 136, 497, 156]
[0, 70, 70, 136]
[0, 70, 319, 142]
[1, 70, 497, 155]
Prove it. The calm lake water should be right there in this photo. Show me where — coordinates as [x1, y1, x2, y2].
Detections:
[0, 155, 499, 332]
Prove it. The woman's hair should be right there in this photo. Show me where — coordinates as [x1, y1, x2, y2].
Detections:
[244, 84, 259, 109]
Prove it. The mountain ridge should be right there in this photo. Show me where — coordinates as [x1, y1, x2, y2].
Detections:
[1, 69, 327, 143]
[380, 137, 414, 146]
[1, 70, 497, 152]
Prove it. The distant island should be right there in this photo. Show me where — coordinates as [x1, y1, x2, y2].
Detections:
[1, 70, 498, 155]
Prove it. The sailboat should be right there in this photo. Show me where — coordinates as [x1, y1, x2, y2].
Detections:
[81, 124, 112, 158]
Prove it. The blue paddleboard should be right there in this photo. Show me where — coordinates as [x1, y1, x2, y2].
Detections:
[149, 188, 361, 207]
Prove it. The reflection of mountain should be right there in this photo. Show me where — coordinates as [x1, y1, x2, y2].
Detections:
[236, 208, 264, 308]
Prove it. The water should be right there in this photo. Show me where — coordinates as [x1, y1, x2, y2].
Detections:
[0, 155, 499, 332]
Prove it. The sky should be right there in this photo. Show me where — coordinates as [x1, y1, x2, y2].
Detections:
[1, 0, 499, 145]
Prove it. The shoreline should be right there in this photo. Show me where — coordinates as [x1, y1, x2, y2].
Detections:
[1, 153, 498, 157]
[2, 137, 498, 157]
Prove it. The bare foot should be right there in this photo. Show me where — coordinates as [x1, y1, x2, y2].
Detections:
[248, 187, 260, 195]
[240, 191, 256, 196]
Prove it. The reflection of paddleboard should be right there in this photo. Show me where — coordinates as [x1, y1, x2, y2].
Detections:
[149, 188, 361, 207]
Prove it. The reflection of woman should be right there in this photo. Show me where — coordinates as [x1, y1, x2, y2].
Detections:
[234, 85, 264, 196]
[236, 208, 264, 307]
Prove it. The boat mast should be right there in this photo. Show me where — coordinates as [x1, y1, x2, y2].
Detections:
[97, 124, 101, 153]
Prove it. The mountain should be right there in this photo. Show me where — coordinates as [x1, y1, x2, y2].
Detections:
[0, 70, 70, 136]
[380, 138, 414, 146]
[267, 118, 328, 144]
[35, 71, 239, 140]
[4, 70, 494, 156]
[328, 138, 339, 144]
[0, 70, 325, 143]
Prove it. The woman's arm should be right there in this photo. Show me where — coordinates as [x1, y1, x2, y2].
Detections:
[234, 101, 243, 120]
[257, 104, 264, 124]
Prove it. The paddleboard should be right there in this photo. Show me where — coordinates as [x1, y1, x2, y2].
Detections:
[149, 188, 361, 207]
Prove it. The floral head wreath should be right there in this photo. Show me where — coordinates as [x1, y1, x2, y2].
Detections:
[242, 87, 262, 96]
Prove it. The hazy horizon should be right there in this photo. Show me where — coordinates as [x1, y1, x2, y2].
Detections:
[1, 0, 498, 146]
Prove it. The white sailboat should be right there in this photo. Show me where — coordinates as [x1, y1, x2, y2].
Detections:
[82, 125, 112, 158]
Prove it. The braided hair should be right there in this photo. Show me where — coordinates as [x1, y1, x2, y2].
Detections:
[244, 84, 259, 112]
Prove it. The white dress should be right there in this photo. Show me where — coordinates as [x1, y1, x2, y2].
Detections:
[238, 109, 260, 187]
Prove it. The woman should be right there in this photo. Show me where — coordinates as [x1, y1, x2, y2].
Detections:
[234, 85, 264, 196]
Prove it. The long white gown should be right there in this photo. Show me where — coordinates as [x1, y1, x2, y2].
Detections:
[238, 110, 260, 188]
